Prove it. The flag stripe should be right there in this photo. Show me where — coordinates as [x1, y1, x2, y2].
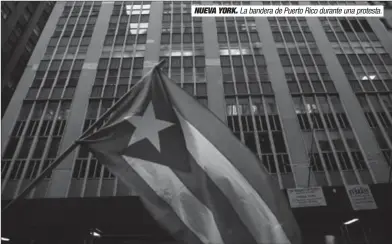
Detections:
[176, 110, 291, 244]
[172, 154, 260, 244]
[123, 155, 225, 244]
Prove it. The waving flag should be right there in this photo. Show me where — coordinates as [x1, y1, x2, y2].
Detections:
[79, 63, 302, 244]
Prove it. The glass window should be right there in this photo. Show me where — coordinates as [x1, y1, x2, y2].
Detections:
[250, 32, 260, 42]
[61, 60, 73, 70]
[110, 58, 121, 69]
[38, 60, 50, 71]
[196, 84, 207, 96]
[133, 57, 144, 69]
[73, 60, 84, 70]
[49, 60, 61, 71]
[194, 33, 203, 43]
[280, 55, 291, 66]
[183, 33, 192, 43]
[137, 34, 146, 44]
[104, 35, 114, 46]
[273, 32, 283, 42]
[98, 58, 109, 69]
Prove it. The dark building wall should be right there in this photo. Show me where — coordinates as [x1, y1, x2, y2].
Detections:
[1, 1, 54, 116]
[1, 1, 392, 200]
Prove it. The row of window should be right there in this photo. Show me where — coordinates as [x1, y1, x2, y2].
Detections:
[73, 159, 114, 179]
[309, 151, 367, 172]
[287, 79, 337, 94]
[53, 24, 95, 38]
[97, 57, 144, 70]
[322, 19, 374, 33]
[350, 79, 392, 93]
[292, 95, 350, 130]
[112, 2, 150, 16]
[59, 16, 97, 26]
[26, 87, 75, 100]
[105, 34, 147, 46]
[61, 3, 100, 18]
[33, 70, 81, 89]
[338, 54, 392, 66]
[161, 33, 204, 44]
[91, 85, 132, 99]
[2, 160, 53, 180]
[109, 14, 149, 24]
[159, 56, 205, 68]
[227, 114, 281, 132]
[224, 82, 273, 95]
[268, 17, 308, 27]
[95, 71, 143, 85]
[37, 59, 84, 72]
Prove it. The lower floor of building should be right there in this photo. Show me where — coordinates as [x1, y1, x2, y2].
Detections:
[2, 183, 391, 244]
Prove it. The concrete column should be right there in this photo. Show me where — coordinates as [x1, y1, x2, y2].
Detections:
[366, 17, 392, 56]
[254, 17, 316, 188]
[46, 2, 114, 197]
[143, 1, 164, 73]
[202, 15, 226, 121]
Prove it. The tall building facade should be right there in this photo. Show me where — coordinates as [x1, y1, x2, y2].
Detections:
[2, 1, 392, 243]
[1, 1, 55, 116]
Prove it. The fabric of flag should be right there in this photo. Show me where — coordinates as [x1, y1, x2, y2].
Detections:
[79, 64, 302, 244]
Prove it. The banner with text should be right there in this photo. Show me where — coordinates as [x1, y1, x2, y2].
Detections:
[192, 5, 384, 17]
[287, 187, 327, 208]
[346, 184, 378, 211]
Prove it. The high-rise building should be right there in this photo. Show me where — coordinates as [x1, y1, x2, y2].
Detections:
[2, 1, 392, 243]
[1, 1, 55, 116]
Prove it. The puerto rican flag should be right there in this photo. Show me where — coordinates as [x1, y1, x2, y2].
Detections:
[79, 63, 302, 244]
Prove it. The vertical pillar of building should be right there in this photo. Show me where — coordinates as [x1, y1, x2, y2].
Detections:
[367, 17, 392, 56]
[1, 3, 64, 154]
[254, 18, 315, 187]
[1, 2, 28, 45]
[306, 17, 390, 183]
[46, 3, 114, 197]
[143, 2, 164, 74]
[202, 13, 226, 121]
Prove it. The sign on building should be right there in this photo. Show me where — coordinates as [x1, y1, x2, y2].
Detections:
[346, 184, 377, 211]
[287, 187, 327, 208]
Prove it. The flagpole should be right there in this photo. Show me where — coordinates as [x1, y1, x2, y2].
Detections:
[307, 128, 315, 187]
[2, 61, 166, 213]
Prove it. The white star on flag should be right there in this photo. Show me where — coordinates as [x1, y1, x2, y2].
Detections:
[125, 102, 174, 152]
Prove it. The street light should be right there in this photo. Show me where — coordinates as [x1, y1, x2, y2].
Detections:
[90, 228, 102, 238]
[344, 218, 359, 225]
[1, 237, 10, 242]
